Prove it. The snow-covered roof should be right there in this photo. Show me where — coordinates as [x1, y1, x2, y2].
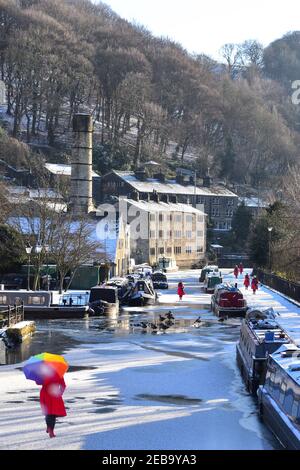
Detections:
[271, 345, 300, 386]
[45, 163, 100, 178]
[239, 197, 268, 208]
[123, 198, 206, 215]
[112, 171, 238, 198]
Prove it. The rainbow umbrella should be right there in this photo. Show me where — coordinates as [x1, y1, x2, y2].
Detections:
[23, 353, 68, 384]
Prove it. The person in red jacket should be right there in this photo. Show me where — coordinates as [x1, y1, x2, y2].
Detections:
[239, 263, 244, 275]
[39, 373, 67, 438]
[177, 282, 185, 301]
[234, 265, 239, 279]
[251, 276, 259, 295]
[244, 273, 250, 290]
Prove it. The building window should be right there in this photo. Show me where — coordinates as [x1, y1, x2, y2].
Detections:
[159, 213, 164, 222]
[166, 230, 172, 238]
[212, 197, 220, 205]
[226, 209, 234, 217]
[197, 215, 204, 223]
[185, 215, 193, 223]
[159, 230, 164, 238]
[159, 247, 164, 254]
[197, 246, 203, 253]
[185, 246, 192, 254]
[197, 230, 203, 237]
[150, 248, 156, 256]
[150, 230, 156, 238]
[186, 231, 192, 239]
[175, 247, 181, 255]
[227, 199, 234, 206]
[175, 214, 182, 222]
[167, 247, 172, 254]
[150, 213, 156, 221]
[212, 208, 220, 217]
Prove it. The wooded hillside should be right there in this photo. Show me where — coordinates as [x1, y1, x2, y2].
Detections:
[0, 0, 299, 188]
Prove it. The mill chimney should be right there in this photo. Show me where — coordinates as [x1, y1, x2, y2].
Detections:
[70, 114, 94, 214]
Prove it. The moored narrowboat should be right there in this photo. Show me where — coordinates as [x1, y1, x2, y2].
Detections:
[236, 308, 294, 395]
[258, 344, 300, 449]
[211, 283, 247, 317]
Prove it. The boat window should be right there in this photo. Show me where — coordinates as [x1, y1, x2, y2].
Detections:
[28, 296, 46, 305]
[292, 396, 299, 419]
[0, 295, 7, 304]
[279, 381, 287, 405]
[283, 390, 293, 415]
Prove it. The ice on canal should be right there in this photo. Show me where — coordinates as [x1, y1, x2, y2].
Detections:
[0, 269, 299, 450]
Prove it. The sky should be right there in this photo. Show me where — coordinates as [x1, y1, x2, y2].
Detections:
[97, 0, 300, 60]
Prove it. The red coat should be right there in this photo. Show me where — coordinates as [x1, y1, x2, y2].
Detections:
[177, 284, 185, 297]
[239, 264, 244, 274]
[234, 267, 239, 278]
[244, 276, 250, 288]
[40, 376, 67, 417]
[251, 278, 259, 291]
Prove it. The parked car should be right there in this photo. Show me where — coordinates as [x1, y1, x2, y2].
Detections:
[211, 283, 247, 317]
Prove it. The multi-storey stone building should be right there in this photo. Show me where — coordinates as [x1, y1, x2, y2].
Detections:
[119, 197, 206, 269]
[99, 168, 238, 232]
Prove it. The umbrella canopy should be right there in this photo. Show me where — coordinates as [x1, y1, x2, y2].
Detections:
[23, 353, 68, 384]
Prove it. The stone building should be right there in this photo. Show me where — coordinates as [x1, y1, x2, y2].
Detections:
[119, 197, 206, 269]
[99, 168, 238, 233]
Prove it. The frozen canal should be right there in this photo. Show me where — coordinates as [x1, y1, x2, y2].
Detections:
[1, 269, 299, 450]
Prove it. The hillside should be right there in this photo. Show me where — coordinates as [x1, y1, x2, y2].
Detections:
[0, 0, 299, 189]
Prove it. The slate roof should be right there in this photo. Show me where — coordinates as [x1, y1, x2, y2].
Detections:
[112, 171, 238, 198]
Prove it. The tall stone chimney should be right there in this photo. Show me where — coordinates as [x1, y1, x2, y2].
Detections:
[71, 114, 94, 214]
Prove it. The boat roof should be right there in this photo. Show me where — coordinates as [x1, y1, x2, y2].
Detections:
[244, 319, 292, 345]
[270, 345, 300, 386]
[203, 265, 219, 270]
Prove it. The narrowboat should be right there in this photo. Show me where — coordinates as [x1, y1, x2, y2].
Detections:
[204, 272, 223, 293]
[258, 344, 300, 449]
[199, 265, 219, 283]
[0, 290, 91, 319]
[211, 283, 247, 317]
[89, 285, 119, 315]
[127, 278, 157, 306]
[151, 272, 169, 290]
[106, 277, 132, 303]
[236, 308, 294, 395]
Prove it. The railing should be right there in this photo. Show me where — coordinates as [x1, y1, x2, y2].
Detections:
[255, 269, 300, 303]
[0, 303, 25, 328]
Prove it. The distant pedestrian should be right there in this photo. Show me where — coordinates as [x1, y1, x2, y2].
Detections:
[177, 282, 185, 301]
[69, 297, 73, 306]
[244, 274, 250, 290]
[239, 263, 244, 275]
[251, 276, 259, 294]
[234, 265, 239, 279]
[62, 298, 67, 307]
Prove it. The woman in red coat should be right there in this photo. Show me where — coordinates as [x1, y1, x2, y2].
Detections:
[244, 274, 250, 290]
[177, 282, 185, 301]
[251, 276, 259, 295]
[234, 265, 239, 279]
[39, 373, 67, 438]
[239, 263, 244, 275]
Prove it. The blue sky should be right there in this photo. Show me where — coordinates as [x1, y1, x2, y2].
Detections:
[98, 0, 300, 59]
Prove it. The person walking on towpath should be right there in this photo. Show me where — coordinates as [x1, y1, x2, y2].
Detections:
[40, 373, 67, 438]
[251, 275, 259, 295]
[177, 281, 185, 301]
[23, 353, 68, 439]
[234, 265, 239, 279]
[239, 263, 244, 275]
[244, 273, 250, 290]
